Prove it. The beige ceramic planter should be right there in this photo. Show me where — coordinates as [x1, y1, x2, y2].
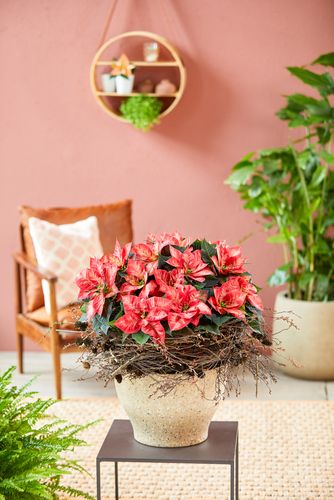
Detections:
[272, 291, 334, 380]
[115, 370, 220, 447]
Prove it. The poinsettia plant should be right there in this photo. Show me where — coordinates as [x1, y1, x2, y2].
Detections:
[75, 232, 274, 391]
[76, 232, 266, 344]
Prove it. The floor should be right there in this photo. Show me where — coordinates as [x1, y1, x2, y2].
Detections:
[0, 351, 333, 400]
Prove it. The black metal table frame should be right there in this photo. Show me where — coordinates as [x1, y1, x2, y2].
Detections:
[96, 420, 239, 500]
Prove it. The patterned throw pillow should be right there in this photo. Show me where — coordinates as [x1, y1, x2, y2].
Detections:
[19, 201, 133, 312]
[28, 216, 103, 314]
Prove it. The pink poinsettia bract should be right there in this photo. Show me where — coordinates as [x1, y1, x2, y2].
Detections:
[75, 257, 118, 320]
[76, 232, 264, 345]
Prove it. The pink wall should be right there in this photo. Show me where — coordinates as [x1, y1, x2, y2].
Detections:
[1, 0, 333, 350]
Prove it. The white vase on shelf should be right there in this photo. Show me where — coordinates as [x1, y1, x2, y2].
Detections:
[101, 74, 116, 92]
[115, 75, 135, 94]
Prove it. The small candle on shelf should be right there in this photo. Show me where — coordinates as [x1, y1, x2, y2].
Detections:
[143, 42, 159, 62]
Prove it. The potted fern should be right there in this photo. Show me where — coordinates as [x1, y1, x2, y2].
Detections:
[0, 367, 95, 499]
[226, 52, 334, 379]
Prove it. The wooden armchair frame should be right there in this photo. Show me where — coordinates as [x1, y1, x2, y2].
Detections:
[13, 251, 81, 400]
[14, 200, 133, 399]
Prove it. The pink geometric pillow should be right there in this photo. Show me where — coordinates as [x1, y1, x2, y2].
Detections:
[28, 216, 103, 314]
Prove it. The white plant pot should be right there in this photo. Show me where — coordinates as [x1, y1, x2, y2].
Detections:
[115, 75, 135, 94]
[272, 291, 334, 380]
[115, 369, 220, 447]
[101, 74, 115, 92]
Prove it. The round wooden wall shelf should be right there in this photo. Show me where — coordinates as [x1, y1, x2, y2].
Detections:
[90, 31, 186, 123]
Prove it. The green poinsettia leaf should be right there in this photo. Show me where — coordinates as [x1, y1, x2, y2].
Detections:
[210, 313, 235, 326]
[197, 320, 220, 335]
[158, 253, 172, 270]
[92, 314, 110, 334]
[132, 332, 150, 345]
[201, 239, 216, 256]
[191, 239, 202, 250]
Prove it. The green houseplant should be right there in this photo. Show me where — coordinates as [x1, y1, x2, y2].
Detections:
[226, 52, 334, 379]
[120, 95, 162, 131]
[0, 367, 94, 500]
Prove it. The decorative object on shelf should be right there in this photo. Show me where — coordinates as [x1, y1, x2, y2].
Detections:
[143, 41, 159, 62]
[101, 73, 115, 92]
[226, 51, 334, 380]
[110, 53, 136, 94]
[115, 74, 134, 94]
[90, 31, 186, 123]
[111, 53, 135, 78]
[75, 232, 274, 448]
[137, 78, 154, 94]
[155, 78, 177, 95]
[120, 95, 162, 131]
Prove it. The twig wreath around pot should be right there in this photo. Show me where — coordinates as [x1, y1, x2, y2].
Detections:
[75, 232, 275, 447]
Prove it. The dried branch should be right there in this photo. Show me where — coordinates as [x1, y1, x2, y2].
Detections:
[77, 319, 279, 399]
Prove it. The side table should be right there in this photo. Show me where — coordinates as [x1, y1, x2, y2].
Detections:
[96, 419, 239, 500]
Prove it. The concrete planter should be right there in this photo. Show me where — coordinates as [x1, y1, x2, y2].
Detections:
[115, 370, 219, 447]
[272, 291, 334, 380]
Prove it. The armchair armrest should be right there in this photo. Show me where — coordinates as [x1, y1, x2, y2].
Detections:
[13, 252, 57, 282]
[13, 251, 59, 325]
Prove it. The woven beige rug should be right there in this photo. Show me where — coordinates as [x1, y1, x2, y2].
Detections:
[52, 398, 334, 500]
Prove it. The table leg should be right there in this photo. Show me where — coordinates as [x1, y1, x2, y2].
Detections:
[114, 461, 119, 500]
[236, 434, 239, 500]
[230, 462, 235, 500]
[96, 459, 101, 500]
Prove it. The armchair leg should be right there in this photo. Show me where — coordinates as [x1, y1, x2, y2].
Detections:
[16, 331, 24, 373]
[50, 329, 62, 400]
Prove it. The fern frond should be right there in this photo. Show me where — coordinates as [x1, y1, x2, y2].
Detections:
[0, 366, 96, 499]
